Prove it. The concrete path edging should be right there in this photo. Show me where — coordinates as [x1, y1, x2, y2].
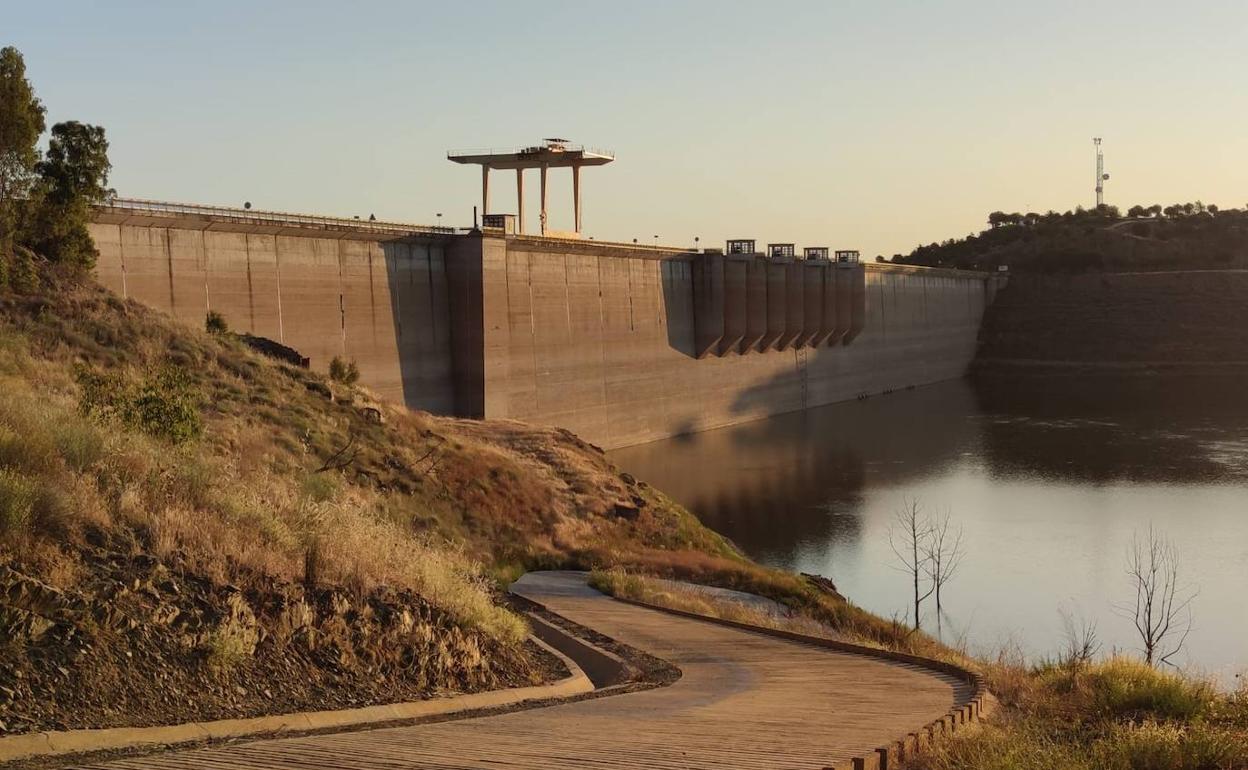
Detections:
[0, 627, 594, 764]
[611, 594, 994, 770]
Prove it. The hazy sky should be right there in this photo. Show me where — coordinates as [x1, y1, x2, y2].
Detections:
[10, 1, 1248, 256]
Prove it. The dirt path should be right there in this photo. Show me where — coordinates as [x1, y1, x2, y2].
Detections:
[76, 572, 969, 769]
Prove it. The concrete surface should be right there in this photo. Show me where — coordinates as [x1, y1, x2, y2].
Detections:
[75, 572, 969, 770]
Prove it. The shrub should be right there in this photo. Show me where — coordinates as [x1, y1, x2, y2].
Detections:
[76, 364, 203, 443]
[53, 417, 104, 472]
[10, 247, 38, 292]
[0, 468, 37, 536]
[1086, 658, 1216, 722]
[328, 356, 360, 385]
[300, 473, 337, 503]
[202, 619, 256, 671]
[130, 367, 202, 443]
[204, 310, 228, 335]
[0, 423, 56, 474]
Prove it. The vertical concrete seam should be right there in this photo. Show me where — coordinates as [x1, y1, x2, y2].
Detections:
[596, 255, 609, 444]
[524, 252, 537, 400]
[115, 224, 128, 299]
[426, 241, 438, 347]
[244, 234, 257, 334]
[274, 236, 285, 344]
[336, 237, 347, 357]
[388, 244, 402, 341]
[563, 252, 572, 337]
[627, 256, 635, 332]
[200, 225, 211, 314]
[367, 240, 378, 347]
[164, 227, 176, 316]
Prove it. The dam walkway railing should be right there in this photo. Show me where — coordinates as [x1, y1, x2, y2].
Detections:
[99, 198, 457, 237]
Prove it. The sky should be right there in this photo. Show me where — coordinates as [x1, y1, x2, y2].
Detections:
[8, 0, 1248, 257]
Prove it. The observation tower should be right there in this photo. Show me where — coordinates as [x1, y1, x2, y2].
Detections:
[448, 138, 614, 237]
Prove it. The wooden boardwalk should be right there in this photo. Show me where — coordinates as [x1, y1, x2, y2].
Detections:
[79, 572, 968, 770]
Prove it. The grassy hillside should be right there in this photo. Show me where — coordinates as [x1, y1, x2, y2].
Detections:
[0, 262, 905, 734]
[895, 203, 1248, 273]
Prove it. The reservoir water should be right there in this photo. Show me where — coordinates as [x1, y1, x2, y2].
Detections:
[609, 374, 1248, 682]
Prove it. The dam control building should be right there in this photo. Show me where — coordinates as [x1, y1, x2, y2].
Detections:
[86, 143, 1002, 449]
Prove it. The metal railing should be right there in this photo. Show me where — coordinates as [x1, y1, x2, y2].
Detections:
[99, 197, 456, 235]
[447, 145, 614, 159]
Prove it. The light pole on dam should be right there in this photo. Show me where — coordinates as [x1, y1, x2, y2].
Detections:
[447, 139, 615, 238]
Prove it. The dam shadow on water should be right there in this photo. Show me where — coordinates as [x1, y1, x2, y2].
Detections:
[609, 374, 1248, 682]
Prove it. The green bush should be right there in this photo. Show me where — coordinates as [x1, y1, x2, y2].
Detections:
[131, 367, 202, 443]
[75, 364, 203, 443]
[328, 356, 360, 385]
[205, 310, 228, 335]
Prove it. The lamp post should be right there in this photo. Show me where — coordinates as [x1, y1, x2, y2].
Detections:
[694, 236, 700, 252]
[436, 212, 443, 230]
[653, 235, 658, 247]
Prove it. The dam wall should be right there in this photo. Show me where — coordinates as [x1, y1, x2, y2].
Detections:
[89, 203, 993, 449]
[465, 234, 990, 448]
[978, 270, 1248, 367]
[88, 206, 458, 414]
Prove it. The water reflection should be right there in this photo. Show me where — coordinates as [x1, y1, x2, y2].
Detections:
[610, 375, 1248, 681]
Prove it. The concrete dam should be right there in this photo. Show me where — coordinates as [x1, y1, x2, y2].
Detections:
[88, 200, 998, 449]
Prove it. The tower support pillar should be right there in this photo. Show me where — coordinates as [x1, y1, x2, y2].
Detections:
[516, 169, 525, 233]
[572, 163, 582, 233]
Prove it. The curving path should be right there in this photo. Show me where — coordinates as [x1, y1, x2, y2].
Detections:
[79, 572, 969, 770]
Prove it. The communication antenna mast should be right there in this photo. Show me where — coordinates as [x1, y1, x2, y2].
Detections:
[1093, 137, 1109, 207]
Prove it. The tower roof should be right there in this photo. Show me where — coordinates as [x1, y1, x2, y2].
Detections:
[448, 139, 614, 169]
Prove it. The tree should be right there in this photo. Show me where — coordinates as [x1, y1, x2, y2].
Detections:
[888, 499, 935, 631]
[987, 211, 1008, 229]
[0, 46, 46, 262]
[1148, 204, 1163, 217]
[1127, 205, 1147, 218]
[922, 509, 965, 617]
[1116, 526, 1196, 667]
[27, 120, 113, 269]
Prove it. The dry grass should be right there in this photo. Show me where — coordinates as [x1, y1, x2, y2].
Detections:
[589, 568, 838, 639]
[911, 657, 1248, 770]
[0, 283, 529, 644]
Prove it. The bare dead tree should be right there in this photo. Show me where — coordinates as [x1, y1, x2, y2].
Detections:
[922, 509, 966, 617]
[315, 432, 358, 474]
[1058, 606, 1101, 670]
[1116, 525, 1196, 667]
[889, 499, 935, 631]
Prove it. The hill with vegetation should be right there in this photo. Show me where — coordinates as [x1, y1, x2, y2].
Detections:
[894, 203, 1248, 273]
